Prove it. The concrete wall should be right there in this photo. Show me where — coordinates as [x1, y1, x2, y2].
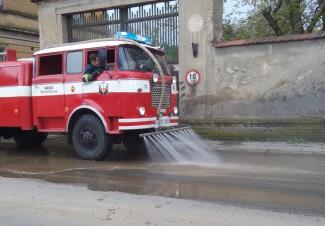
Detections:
[183, 38, 325, 119]
[180, 36, 325, 141]
[3, 0, 38, 17]
[0, 0, 39, 58]
[179, 0, 222, 111]
[0, 30, 39, 58]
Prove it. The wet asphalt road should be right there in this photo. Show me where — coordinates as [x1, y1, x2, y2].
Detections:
[0, 136, 325, 217]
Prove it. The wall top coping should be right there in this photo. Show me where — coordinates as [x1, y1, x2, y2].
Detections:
[213, 31, 325, 48]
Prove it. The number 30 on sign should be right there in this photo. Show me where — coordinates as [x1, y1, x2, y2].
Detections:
[185, 70, 201, 86]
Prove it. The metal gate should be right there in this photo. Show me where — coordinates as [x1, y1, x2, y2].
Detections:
[67, 0, 179, 64]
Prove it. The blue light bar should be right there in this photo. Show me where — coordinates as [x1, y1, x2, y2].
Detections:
[115, 32, 152, 45]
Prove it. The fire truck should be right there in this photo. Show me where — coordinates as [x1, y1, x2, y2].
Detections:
[0, 33, 179, 160]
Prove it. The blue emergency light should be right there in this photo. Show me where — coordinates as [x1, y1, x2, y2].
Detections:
[115, 32, 152, 45]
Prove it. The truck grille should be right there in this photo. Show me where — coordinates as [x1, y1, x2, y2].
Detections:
[152, 83, 171, 109]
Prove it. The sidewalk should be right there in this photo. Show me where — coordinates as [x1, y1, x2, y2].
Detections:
[208, 140, 325, 155]
[1, 177, 324, 226]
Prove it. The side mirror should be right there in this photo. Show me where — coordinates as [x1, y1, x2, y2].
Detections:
[98, 48, 107, 69]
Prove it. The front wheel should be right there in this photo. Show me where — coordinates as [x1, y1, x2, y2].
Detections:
[72, 114, 113, 160]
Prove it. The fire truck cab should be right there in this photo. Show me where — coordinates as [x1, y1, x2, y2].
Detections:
[0, 34, 179, 160]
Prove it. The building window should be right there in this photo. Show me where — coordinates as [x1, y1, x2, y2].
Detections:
[39, 54, 63, 76]
[0, 48, 6, 62]
[67, 51, 83, 74]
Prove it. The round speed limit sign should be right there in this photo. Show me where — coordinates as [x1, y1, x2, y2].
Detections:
[185, 70, 201, 86]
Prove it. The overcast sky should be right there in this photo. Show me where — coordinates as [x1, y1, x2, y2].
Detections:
[224, 0, 251, 21]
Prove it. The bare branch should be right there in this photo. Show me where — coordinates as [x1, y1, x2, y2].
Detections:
[273, 0, 283, 14]
[306, 0, 325, 32]
[262, 6, 284, 36]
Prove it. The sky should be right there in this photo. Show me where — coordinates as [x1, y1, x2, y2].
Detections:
[224, 0, 251, 21]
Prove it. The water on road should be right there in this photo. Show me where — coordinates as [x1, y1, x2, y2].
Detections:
[0, 136, 325, 216]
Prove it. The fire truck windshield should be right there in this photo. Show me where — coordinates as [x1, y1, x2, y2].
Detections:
[118, 45, 170, 75]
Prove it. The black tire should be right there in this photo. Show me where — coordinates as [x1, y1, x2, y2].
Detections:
[72, 114, 112, 160]
[13, 131, 48, 147]
[122, 132, 147, 156]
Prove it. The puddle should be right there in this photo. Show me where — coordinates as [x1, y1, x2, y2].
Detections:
[0, 136, 325, 216]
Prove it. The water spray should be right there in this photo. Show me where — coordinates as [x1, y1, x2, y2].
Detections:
[107, 35, 216, 164]
[143, 127, 218, 164]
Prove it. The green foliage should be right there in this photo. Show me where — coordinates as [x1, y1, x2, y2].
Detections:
[163, 45, 179, 64]
[223, 0, 325, 41]
[223, 13, 273, 41]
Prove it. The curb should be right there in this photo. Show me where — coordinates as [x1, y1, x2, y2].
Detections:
[208, 141, 325, 156]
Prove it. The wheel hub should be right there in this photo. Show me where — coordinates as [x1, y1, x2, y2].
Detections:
[79, 128, 97, 148]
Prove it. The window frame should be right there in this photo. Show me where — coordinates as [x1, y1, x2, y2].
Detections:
[66, 50, 84, 74]
[116, 45, 170, 75]
[106, 48, 116, 72]
[32, 57, 37, 77]
[38, 53, 64, 76]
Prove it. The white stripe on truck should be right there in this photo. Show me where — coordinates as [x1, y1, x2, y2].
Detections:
[0, 86, 31, 98]
[0, 80, 152, 98]
[33, 80, 151, 97]
[118, 117, 157, 123]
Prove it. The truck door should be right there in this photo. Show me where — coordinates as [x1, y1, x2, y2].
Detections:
[32, 53, 65, 131]
[0, 65, 20, 127]
[64, 51, 84, 112]
[82, 48, 120, 116]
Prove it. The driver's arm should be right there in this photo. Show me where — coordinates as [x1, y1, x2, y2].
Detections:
[82, 65, 103, 83]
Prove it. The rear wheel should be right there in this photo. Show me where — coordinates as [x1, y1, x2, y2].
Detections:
[13, 131, 48, 147]
[122, 132, 147, 156]
[72, 114, 112, 160]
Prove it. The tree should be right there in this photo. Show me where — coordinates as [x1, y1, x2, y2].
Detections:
[223, 0, 325, 40]
[223, 12, 274, 40]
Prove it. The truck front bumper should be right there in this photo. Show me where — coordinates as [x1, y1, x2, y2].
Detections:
[118, 116, 179, 131]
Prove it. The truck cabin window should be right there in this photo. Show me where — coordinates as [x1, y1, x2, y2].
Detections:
[107, 49, 115, 71]
[39, 54, 63, 76]
[67, 51, 83, 74]
[87, 51, 98, 65]
[86, 49, 115, 71]
[117, 45, 170, 75]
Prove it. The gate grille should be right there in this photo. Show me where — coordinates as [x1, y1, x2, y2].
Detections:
[152, 83, 171, 109]
[67, 0, 179, 64]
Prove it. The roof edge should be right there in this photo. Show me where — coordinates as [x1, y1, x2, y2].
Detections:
[213, 31, 325, 48]
[34, 38, 161, 55]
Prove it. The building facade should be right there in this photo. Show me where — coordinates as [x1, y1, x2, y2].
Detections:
[0, 0, 39, 58]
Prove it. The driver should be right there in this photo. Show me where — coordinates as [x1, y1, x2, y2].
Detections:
[82, 54, 104, 83]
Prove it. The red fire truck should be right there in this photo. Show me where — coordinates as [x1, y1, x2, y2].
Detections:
[0, 35, 179, 160]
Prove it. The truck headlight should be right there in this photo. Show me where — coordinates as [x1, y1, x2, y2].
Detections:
[153, 73, 159, 83]
[139, 106, 146, 116]
[173, 106, 179, 115]
[172, 76, 177, 84]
